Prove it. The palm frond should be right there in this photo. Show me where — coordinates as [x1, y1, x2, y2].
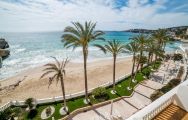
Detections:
[40, 71, 54, 79]
[93, 44, 106, 54]
[44, 63, 58, 69]
[61, 21, 105, 52]
[51, 57, 61, 68]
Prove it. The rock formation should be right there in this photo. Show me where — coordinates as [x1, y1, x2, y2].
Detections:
[0, 38, 10, 68]
[0, 49, 10, 58]
[0, 38, 9, 49]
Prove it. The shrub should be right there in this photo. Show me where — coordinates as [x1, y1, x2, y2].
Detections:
[45, 107, 52, 116]
[165, 54, 171, 61]
[151, 77, 181, 101]
[142, 68, 151, 79]
[154, 61, 161, 68]
[160, 84, 172, 93]
[177, 66, 184, 79]
[25, 98, 35, 110]
[150, 90, 164, 101]
[173, 53, 183, 61]
[27, 109, 38, 119]
[92, 87, 109, 101]
[0, 108, 12, 120]
[169, 78, 181, 87]
[12, 107, 23, 117]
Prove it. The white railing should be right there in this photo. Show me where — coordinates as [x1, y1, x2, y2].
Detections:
[142, 97, 173, 120]
[0, 102, 12, 111]
[0, 73, 131, 111]
[127, 79, 188, 120]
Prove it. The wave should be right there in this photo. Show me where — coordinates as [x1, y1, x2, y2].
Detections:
[65, 46, 100, 52]
[3, 59, 21, 66]
[10, 44, 20, 49]
[14, 48, 26, 54]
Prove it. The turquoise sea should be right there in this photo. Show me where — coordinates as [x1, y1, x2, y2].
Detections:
[0, 31, 181, 80]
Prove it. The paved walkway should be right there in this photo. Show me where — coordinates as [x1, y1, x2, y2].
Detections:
[140, 80, 164, 90]
[71, 80, 161, 120]
[72, 97, 138, 120]
[134, 84, 155, 98]
[150, 60, 182, 84]
[125, 92, 151, 110]
[71, 60, 179, 120]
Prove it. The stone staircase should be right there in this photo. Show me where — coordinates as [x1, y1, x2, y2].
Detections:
[153, 104, 187, 120]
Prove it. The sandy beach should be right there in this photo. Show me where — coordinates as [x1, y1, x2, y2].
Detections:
[0, 57, 133, 106]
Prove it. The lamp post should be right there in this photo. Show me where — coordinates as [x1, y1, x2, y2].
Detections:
[110, 100, 113, 116]
[0, 57, 2, 68]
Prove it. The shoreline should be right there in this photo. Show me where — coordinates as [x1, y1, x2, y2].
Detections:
[0, 57, 133, 106]
[0, 55, 133, 81]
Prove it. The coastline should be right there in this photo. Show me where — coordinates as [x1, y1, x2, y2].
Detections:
[0, 57, 133, 106]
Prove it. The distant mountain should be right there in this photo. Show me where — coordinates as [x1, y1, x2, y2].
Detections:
[124, 26, 188, 34]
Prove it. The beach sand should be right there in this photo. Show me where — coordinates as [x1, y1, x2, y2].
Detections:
[0, 57, 133, 106]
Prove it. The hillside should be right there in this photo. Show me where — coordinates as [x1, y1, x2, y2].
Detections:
[125, 26, 188, 34]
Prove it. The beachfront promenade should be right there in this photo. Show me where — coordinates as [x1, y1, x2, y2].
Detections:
[72, 80, 163, 120]
[71, 60, 182, 120]
[0, 58, 183, 120]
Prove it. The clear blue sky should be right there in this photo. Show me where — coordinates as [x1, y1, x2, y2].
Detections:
[0, 0, 188, 32]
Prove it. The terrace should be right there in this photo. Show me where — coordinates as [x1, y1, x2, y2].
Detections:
[127, 44, 188, 120]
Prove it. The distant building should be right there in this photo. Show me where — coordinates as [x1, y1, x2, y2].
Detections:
[186, 28, 188, 35]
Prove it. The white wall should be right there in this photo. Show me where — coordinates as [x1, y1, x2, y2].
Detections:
[174, 85, 188, 111]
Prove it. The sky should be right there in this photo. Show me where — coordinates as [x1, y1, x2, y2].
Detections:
[0, 0, 188, 32]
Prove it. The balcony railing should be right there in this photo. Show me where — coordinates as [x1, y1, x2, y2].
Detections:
[142, 97, 173, 120]
[127, 79, 188, 120]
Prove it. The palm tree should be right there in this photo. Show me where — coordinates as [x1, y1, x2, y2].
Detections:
[62, 22, 105, 103]
[130, 34, 148, 80]
[125, 41, 140, 90]
[95, 40, 125, 93]
[136, 55, 147, 70]
[145, 39, 156, 64]
[41, 57, 69, 111]
[25, 98, 35, 110]
[152, 29, 169, 52]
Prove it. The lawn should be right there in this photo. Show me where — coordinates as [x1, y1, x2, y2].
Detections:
[17, 61, 161, 120]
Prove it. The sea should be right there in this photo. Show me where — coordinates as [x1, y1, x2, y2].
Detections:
[0, 31, 181, 80]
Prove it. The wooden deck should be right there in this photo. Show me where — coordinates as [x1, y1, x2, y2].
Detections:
[153, 104, 187, 120]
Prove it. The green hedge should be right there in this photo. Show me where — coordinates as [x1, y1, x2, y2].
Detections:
[150, 78, 181, 101]
[92, 87, 109, 102]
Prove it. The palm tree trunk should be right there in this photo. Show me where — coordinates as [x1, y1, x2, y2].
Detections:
[147, 52, 151, 65]
[163, 42, 166, 52]
[83, 49, 88, 102]
[140, 51, 143, 72]
[130, 54, 136, 88]
[133, 59, 140, 81]
[150, 54, 153, 63]
[60, 76, 66, 109]
[113, 55, 116, 91]
[155, 54, 158, 61]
